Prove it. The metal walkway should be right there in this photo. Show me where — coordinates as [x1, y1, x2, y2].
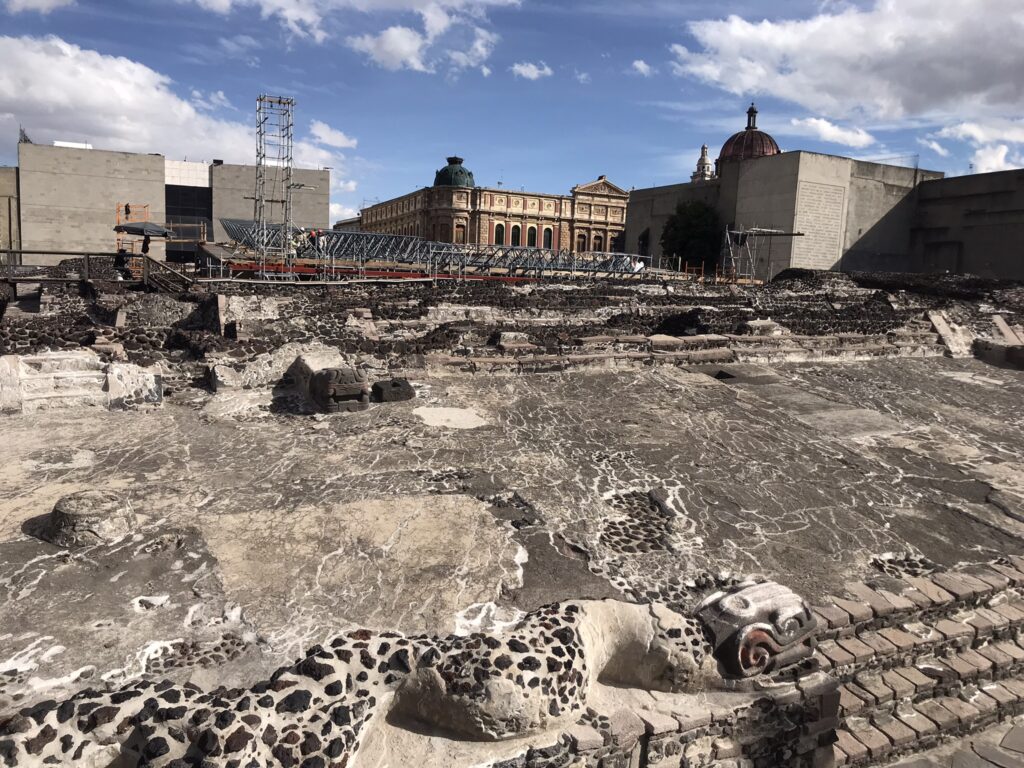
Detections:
[219, 219, 649, 279]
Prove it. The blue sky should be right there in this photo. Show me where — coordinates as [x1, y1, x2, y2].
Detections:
[2, 0, 1023, 221]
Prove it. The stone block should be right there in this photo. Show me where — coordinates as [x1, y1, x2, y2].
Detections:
[914, 700, 958, 732]
[871, 714, 915, 748]
[636, 710, 678, 736]
[935, 696, 980, 727]
[372, 378, 416, 403]
[903, 576, 955, 607]
[834, 730, 868, 763]
[673, 706, 712, 733]
[895, 708, 938, 739]
[933, 618, 974, 643]
[836, 637, 874, 664]
[210, 363, 241, 392]
[608, 709, 645, 747]
[41, 490, 136, 547]
[847, 723, 892, 760]
[818, 641, 855, 669]
[829, 597, 873, 624]
[931, 572, 987, 601]
[976, 643, 1014, 671]
[0, 355, 22, 413]
[859, 631, 898, 658]
[813, 605, 851, 632]
[892, 666, 935, 695]
[844, 582, 895, 618]
[877, 627, 923, 653]
[853, 673, 893, 705]
[881, 669, 915, 699]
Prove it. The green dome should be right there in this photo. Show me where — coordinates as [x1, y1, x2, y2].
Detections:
[433, 156, 476, 188]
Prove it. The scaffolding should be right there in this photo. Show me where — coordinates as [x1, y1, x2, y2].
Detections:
[719, 226, 803, 283]
[218, 219, 657, 280]
[254, 95, 295, 272]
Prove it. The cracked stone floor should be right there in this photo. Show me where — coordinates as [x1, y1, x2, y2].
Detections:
[2, 356, 1023, 702]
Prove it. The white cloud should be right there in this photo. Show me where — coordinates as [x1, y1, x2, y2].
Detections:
[4, 0, 71, 10]
[631, 59, 654, 77]
[511, 61, 552, 80]
[970, 145, 1022, 174]
[939, 119, 1024, 145]
[447, 26, 498, 71]
[670, 0, 1024, 121]
[480, 65, 492, 77]
[0, 34, 353, 189]
[575, 70, 591, 85]
[335, 179, 358, 193]
[4, 0, 72, 12]
[310, 119, 358, 149]
[789, 117, 875, 148]
[917, 138, 950, 158]
[185, 0, 517, 73]
[190, 89, 235, 112]
[330, 203, 359, 221]
[347, 25, 431, 71]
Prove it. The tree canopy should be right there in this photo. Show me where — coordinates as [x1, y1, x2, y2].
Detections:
[660, 200, 722, 269]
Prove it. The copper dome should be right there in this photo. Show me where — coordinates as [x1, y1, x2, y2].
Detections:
[718, 104, 780, 165]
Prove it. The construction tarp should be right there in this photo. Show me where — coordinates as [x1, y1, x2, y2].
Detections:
[113, 222, 175, 238]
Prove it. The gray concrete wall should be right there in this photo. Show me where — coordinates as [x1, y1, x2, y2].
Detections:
[18, 144, 166, 265]
[624, 181, 720, 257]
[0, 167, 18, 253]
[211, 164, 330, 243]
[728, 152, 802, 279]
[790, 153, 852, 273]
[841, 161, 943, 273]
[909, 169, 1024, 279]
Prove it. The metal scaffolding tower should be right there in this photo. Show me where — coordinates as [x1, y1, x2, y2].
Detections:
[254, 95, 295, 271]
[720, 226, 804, 282]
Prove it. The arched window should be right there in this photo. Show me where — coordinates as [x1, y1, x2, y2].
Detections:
[543, 228, 553, 250]
[576, 233, 587, 253]
[511, 225, 521, 247]
[495, 223, 505, 246]
[527, 226, 537, 248]
[593, 234, 604, 252]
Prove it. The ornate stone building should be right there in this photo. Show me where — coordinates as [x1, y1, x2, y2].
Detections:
[360, 157, 628, 252]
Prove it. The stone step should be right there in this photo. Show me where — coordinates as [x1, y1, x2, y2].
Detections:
[21, 393, 108, 411]
[18, 353, 104, 374]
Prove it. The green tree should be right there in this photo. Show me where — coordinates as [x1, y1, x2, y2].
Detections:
[659, 200, 722, 270]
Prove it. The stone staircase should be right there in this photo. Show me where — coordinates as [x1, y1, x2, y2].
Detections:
[810, 558, 1024, 765]
[12, 351, 108, 411]
[0, 350, 162, 413]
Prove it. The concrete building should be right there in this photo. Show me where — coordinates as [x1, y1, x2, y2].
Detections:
[209, 163, 329, 244]
[0, 167, 18, 253]
[4, 143, 330, 266]
[904, 169, 1024, 279]
[626, 105, 945, 280]
[18, 143, 167, 261]
[361, 156, 628, 252]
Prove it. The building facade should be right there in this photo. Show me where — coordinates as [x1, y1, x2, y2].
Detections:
[360, 157, 628, 253]
[625, 105, 947, 280]
[5, 143, 330, 266]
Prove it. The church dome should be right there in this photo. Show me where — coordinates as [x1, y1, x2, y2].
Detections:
[433, 156, 476, 188]
[718, 104, 780, 164]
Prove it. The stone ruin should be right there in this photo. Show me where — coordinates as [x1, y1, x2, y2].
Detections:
[1, 262, 1024, 768]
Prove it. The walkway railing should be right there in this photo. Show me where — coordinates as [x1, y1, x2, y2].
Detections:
[141, 256, 195, 293]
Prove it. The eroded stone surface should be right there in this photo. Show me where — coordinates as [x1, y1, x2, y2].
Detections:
[39, 490, 136, 548]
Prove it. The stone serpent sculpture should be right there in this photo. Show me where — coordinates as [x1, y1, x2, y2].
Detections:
[0, 580, 815, 767]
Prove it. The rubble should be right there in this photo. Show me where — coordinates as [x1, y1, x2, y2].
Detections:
[1, 265, 1023, 767]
